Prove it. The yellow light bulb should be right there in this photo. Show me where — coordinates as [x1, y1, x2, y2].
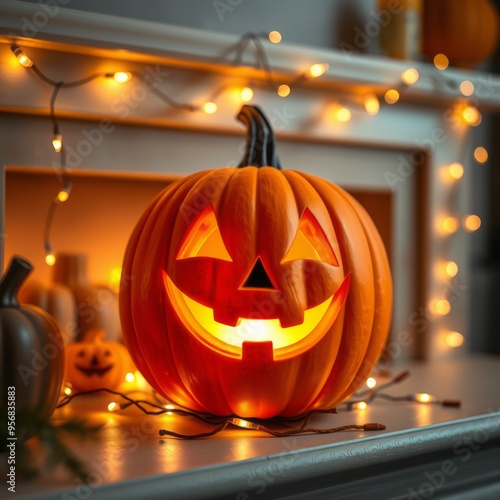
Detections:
[57, 190, 69, 203]
[445, 261, 458, 278]
[433, 53, 449, 70]
[108, 402, 118, 412]
[109, 267, 122, 292]
[401, 68, 419, 85]
[384, 89, 400, 104]
[230, 418, 260, 429]
[460, 80, 474, 97]
[125, 372, 135, 383]
[268, 31, 282, 44]
[433, 299, 451, 316]
[113, 71, 132, 83]
[45, 253, 56, 266]
[448, 162, 464, 180]
[64, 386, 72, 395]
[203, 101, 217, 114]
[366, 377, 377, 389]
[474, 147, 488, 164]
[353, 401, 368, 410]
[364, 94, 380, 116]
[441, 216, 459, 234]
[446, 331, 464, 348]
[240, 86, 254, 102]
[11, 46, 33, 68]
[463, 214, 481, 232]
[277, 84, 291, 97]
[52, 134, 62, 153]
[461, 105, 481, 126]
[333, 105, 352, 123]
[308, 63, 328, 78]
[415, 393, 435, 403]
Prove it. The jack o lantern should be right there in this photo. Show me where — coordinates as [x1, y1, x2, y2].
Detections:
[120, 105, 392, 418]
[65, 329, 134, 391]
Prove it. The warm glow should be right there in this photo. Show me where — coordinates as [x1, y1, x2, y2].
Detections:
[277, 84, 291, 97]
[164, 404, 175, 410]
[433, 53, 449, 70]
[433, 299, 451, 316]
[11, 46, 33, 68]
[308, 63, 328, 78]
[57, 189, 70, 202]
[415, 393, 435, 403]
[125, 372, 135, 383]
[203, 101, 218, 114]
[109, 267, 122, 292]
[474, 147, 488, 164]
[446, 331, 464, 348]
[366, 377, 377, 389]
[165, 272, 350, 356]
[384, 89, 400, 104]
[460, 105, 482, 126]
[333, 105, 352, 123]
[445, 261, 459, 278]
[45, 253, 56, 266]
[460, 80, 474, 97]
[268, 30, 282, 44]
[353, 401, 368, 410]
[448, 162, 464, 180]
[52, 134, 62, 152]
[64, 385, 72, 396]
[108, 401, 118, 412]
[441, 216, 459, 234]
[231, 418, 260, 429]
[113, 71, 132, 83]
[463, 215, 481, 232]
[401, 68, 419, 85]
[240, 87, 254, 102]
[364, 94, 380, 116]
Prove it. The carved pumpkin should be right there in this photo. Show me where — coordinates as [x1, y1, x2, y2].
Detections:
[120, 105, 392, 418]
[423, 0, 500, 68]
[65, 329, 134, 391]
[0, 256, 64, 426]
[19, 280, 77, 344]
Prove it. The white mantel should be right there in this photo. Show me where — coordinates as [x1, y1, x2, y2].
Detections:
[1, 0, 500, 360]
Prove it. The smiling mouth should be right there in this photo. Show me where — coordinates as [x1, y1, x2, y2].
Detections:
[164, 273, 350, 358]
[76, 365, 114, 377]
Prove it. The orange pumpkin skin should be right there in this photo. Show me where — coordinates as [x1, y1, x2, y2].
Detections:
[120, 106, 392, 418]
[423, 0, 500, 68]
[65, 329, 133, 392]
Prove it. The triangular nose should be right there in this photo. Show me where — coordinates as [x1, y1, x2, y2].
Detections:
[242, 258, 276, 289]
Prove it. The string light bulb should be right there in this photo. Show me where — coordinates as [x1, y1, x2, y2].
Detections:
[384, 89, 400, 104]
[63, 384, 72, 396]
[11, 45, 33, 68]
[277, 84, 291, 97]
[240, 86, 254, 102]
[366, 377, 377, 389]
[352, 401, 368, 410]
[52, 133, 62, 153]
[108, 402, 118, 412]
[332, 105, 352, 123]
[57, 180, 72, 203]
[45, 252, 56, 266]
[445, 260, 459, 278]
[307, 63, 328, 78]
[447, 162, 464, 181]
[401, 68, 419, 85]
[474, 147, 488, 164]
[460, 105, 482, 126]
[125, 372, 135, 383]
[446, 331, 464, 348]
[460, 80, 474, 97]
[415, 393, 436, 403]
[268, 31, 282, 44]
[440, 216, 459, 235]
[203, 101, 217, 114]
[230, 418, 261, 430]
[433, 53, 449, 70]
[432, 299, 451, 316]
[462, 214, 481, 232]
[112, 71, 132, 83]
[364, 94, 380, 116]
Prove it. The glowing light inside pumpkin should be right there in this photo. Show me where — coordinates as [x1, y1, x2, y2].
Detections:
[433, 53, 449, 70]
[364, 95, 380, 116]
[474, 147, 489, 164]
[401, 68, 419, 85]
[268, 31, 282, 44]
[277, 84, 291, 97]
[384, 89, 400, 104]
[446, 331, 464, 348]
[463, 215, 481, 232]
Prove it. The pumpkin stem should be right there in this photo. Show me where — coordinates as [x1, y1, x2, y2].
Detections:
[236, 105, 281, 169]
[0, 256, 33, 307]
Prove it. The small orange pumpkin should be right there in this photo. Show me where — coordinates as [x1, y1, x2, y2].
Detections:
[65, 329, 134, 392]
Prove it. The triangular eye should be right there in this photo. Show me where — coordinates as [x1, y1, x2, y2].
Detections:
[281, 208, 338, 266]
[176, 205, 232, 261]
